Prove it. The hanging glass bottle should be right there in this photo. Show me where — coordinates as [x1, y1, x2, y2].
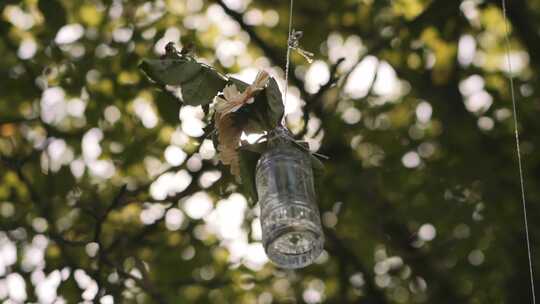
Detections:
[256, 127, 324, 269]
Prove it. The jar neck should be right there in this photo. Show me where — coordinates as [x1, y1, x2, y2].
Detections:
[266, 126, 294, 148]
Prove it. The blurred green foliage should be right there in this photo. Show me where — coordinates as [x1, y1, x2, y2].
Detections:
[0, 0, 539, 303]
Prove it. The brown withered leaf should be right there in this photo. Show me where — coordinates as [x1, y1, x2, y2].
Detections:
[215, 113, 242, 179]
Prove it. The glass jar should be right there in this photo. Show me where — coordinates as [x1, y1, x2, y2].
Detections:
[256, 128, 324, 269]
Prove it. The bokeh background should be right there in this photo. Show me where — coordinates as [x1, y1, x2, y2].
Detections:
[1, 0, 539, 303]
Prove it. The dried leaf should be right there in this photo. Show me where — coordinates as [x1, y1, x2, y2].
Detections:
[216, 114, 242, 178]
[214, 71, 271, 178]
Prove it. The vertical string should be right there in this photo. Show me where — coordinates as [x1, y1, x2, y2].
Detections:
[501, 1, 536, 302]
[283, 0, 294, 125]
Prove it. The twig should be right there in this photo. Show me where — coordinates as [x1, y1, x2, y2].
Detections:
[102, 257, 168, 304]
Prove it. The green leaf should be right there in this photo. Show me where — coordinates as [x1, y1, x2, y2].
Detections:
[265, 77, 285, 126]
[238, 148, 261, 204]
[240, 141, 268, 154]
[181, 68, 227, 106]
[140, 59, 227, 106]
[243, 118, 266, 134]
[232, 94, 269, 132]
[140, 59, 202, 85]
[154, 90, 181, 125]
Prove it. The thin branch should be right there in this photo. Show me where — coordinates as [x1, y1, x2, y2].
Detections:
[102, 184, 128, 219]
[0, 153, 101, 302]
[103, 165, 207, 255]
[103, 257, 168, 304]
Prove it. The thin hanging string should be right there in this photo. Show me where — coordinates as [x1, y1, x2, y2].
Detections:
[501, 0, 536, 302]
[283, 0, 295, 124]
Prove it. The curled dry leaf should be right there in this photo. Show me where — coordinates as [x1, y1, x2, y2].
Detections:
[214, 70, 270, 179]
[214, 71, 269, 116]
[216, 114, 242, 178]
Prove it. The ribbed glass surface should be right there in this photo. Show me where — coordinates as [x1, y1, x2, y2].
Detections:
[256, 139, 324, 269]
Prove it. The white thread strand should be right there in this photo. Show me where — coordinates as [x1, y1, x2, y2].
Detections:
[501, 1, 536, 302]
[283, 0, 294, 124]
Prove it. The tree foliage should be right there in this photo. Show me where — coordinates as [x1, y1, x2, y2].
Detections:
[0, 0, 539, 303]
